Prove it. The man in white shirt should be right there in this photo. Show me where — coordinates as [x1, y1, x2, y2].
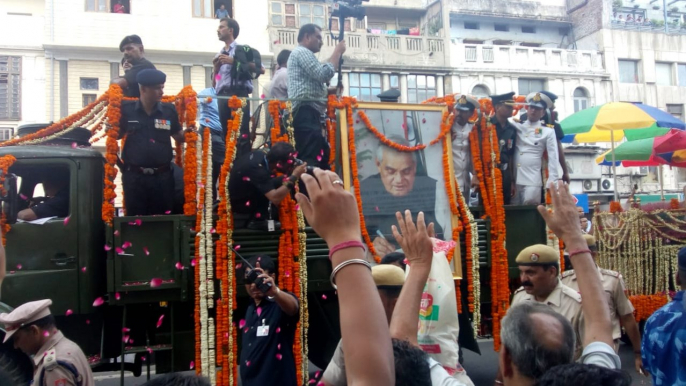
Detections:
[510, 92, 561, 205]
[267, 50, 290, 99]
[451, 94, 479, 200]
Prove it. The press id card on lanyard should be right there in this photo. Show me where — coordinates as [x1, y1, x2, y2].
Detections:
[257, 319, 269, 337]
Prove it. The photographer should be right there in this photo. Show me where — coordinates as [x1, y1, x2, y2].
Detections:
[240, 255, 299, 386]
[228, 143, 307, 228]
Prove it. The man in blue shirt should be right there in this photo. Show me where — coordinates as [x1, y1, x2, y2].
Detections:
[642, 246, 686, 385]
[198, 85, 224, 199]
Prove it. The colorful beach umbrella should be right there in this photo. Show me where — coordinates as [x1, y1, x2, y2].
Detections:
[561, 102, 686, 143]
[595, 136, 686, 168]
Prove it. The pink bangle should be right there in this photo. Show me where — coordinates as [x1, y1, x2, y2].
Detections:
[329, 241, 366, 260]
[568, 249, 591, 258]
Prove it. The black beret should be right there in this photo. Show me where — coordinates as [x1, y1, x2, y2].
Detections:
[490, 92, 515, 105]
[136, 69, 166, 86]
[119, 35, 143, 52]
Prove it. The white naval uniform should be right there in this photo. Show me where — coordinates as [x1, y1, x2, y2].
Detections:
[451, 121, 473, 200]
[510, 118, 561, 205]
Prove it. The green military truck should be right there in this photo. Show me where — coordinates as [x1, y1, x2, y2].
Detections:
[0, 125, 547, 384]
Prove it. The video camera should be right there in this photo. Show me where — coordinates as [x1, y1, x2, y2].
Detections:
[330, 0, 369, 21]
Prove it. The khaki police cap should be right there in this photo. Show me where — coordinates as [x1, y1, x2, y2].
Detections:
[0, 299, 53, 343]
[582, 234, 596, 248]
[516, 244, 559, 266]
[372, 265, 405, 287]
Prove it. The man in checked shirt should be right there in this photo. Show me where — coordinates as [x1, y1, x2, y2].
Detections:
[287, 23, 346, 169]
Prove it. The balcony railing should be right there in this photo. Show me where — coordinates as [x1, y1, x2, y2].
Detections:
[271, 28, 447, 68]
[451, 44, 606, 74]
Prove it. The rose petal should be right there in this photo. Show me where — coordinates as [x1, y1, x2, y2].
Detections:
[210, 228, 216, 234]
[246, 360, 251, 367]
[256, 307, 262, 317]
[115, 292, 121, 300]
[235, 263, 243, 269]
[309, 381, 316, 385]
[242, 176, 251, 181]
[239, 319, 246, 329]
[235, 245, 241, 251]
[65, 309, 73, 316]
[141, 356, 146, 362]
[242, 134, 248, 138]
[260, 94, 266, 99]
[244, 327, 249, 333]
[135, 219, 142, 226]
[284, 270, 291, 278]
[322, 294, 327, 300]
[276, 327, 281, 333]
[150, 278, 163, 288]
[19, 193, 27, 200]
[122, 241, 132, 249]
[255, 213, 261, 219]
[277, 343, 281, 350]
[16, 264, 22, 270]
[123, 335, 130, 343]
[422, 118, 427, 123]
[276, 353, 283, 360]
[320, 149, 324, 156]
[295, 204, 300, 211]
[44, 331, 50, 337]
[375, 206, 380, 212]
[86, 319, 90, 325]
[156, 314, 164, 328]
[175, 262, 184, 270]
[316, 155, 322, 162]
[245, 200, 250, 207]
[114, 230, 119, 236]
[81, 266, 87, 273]
[189, 361, 195, 369]
[115, 247, 125, 255]
[104, 245, 112, 251]
[92, 297, 105, 307]
[71, 142, 77, 149]
[191, 258, 197, 267]
[315, 371, 321, 379]
[63, 216, 70, 226]
[165, 210, 171, 214]
[122, 327, 130, 333]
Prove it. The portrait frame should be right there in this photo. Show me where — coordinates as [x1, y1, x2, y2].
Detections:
[336, 102, 463, 278]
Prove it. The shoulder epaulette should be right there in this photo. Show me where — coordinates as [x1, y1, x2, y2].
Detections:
[560, 284, 582, 303]
[561, 270, 576, 279]
[599, 268, 620, 278]
[44, 349, 58, 370]
[546, 124, 555, 128]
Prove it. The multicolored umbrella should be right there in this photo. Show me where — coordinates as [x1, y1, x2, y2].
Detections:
[561, 102, 686, 143]
[595, 135, 686, 168]
[654, 129, 686, 163]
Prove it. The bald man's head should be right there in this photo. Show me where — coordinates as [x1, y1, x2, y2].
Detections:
[499, 303, 575, 381]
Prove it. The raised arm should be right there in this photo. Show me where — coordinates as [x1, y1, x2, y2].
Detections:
[538, 181, 613, 348]
[546, 131, 561, 184]
[295, 51, 336, 83]
[297, 169, 394, 386]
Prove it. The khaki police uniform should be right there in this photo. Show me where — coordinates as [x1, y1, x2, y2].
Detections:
[510, 93, 561, 205]
[0, 300, 94, 386]
[560, 235, 635, 351]
[511, 245, 584, 355]
[451, 95, 479, 200]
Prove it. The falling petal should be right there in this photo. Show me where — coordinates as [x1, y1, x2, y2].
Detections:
[242, 176, 251, 181]
[320, 149, 324, 156]
[71, 142, 77, 149]
[309, 381, 316, 385]
[403, 258, 409, 266]
[315, 371, 321, 378]
[285, 271, 291, 278]
[19, 193, 27, 200]
[276, 353, 283, 360]
[276, 327, 281, 333]
[16, 264, 22, 270]
[147, 347, 153, 354]
[175, 262, 184, 270]
[65, 309, 73, 316]
[255, 213, 261, 219]
[122, 327, 130, 333]
[44, 331, 50, 337]
[104, 245, 112, 251]
[245, 200, 250, 207]
[141, 356, 146, 362]
[239, 319, 246, 329]
[295, 204, 300, 211]
[92, 297, 105, 307]
[115, 292, 121, 300]
[165, 210, 171, 214]
[156, 314, 165, 328]
[256, 307, 262, 317]
[257, 256, 262, 261]
[114, 230, 119, 236]
[150, 278, 163, 288]
[115, 247, 125, 255]
[122, 241, 132, 249]
[235, 245, 241, 251]
[316, 155, 322, 162]
[143, 247, 150, 256]
[244, 328, 249, 333]
[235, 263, 243, 269]
[246, 361, 251, 367]
[277, 343, 281, 350]
[422, 118, 427, 123]
[123, 335, 130, 343]
[375, 206, 380, 212]
[63, 216, 70, 226]
[322, 294, 327, 300]
[135, 219, 142, 226]
[190, 361, 195, 369]
[86, 320, 90, 325]
[191, 258, 197, 267]
[81, 267, 87, 273]
[318, 383, 326, 386]
[241, 134, 248, 138]
[260, 94, 266, 99]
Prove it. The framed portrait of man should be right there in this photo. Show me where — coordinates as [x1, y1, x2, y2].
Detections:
[338, 102, 462, 277]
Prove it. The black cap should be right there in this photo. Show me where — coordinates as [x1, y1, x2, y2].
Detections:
[119, 35, 143, 52]
[377, 89, 401, 103]
[136, 69, 166, 86]
[490, 92, 515, 105]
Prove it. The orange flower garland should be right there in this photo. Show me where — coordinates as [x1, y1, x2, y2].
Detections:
[327, 95, 337, 171]
[102, 85, 123, 224]
[0, 155, 17, 245]
[268, 100, 289, 144]
[610, 201, 623, 214]
[356, 109, 453, 151]
[630, 293, 670, 322]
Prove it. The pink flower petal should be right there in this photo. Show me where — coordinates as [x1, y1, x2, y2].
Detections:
[115, 292, 121, 300]
[315, 371, 321, 378]
[122, 241, 132, 249]
[255, 213, 261, 218]
[63, 216, 70, 226]
[156, 314, 164, 328]
[123, 335, 130, 343]
[244, 327, 249, 333]
[287, 159, 293, 164]
[165, 210, 171, 214]
[189, 361, 195, 369]
[81, 267, 87, 273]
[320, 149, 324, 156]
[318, 383, 326, 386]
[242, 134, 248, 138]
[44, 331, 50, 337]
[147, 347, 153, 354]
[143, 247, 150, 256]
[210, 228, 216, 234]
[191, 258, 197, 267]
[309, 381, 316, 385]
[149, 139, 156, 143]
[135, 219, 142, 226]
[284, 271, 291, 278]
[71, 142, 77, 149]
[92, 297, 105, 307]
[122, 327, 130, 333]
[141, 356, 146, 362]
[245, 200, 250, 207]
[16, 264, 22, 270]
[65, 309, 73, 316]
[242, 176, 251, 181]
[114, 230, 119, 236]
[175, 262, 184, 270]
[150, 278, 163, 288]
[375, 206, 380, 212]
[277, 343, 281, 350]
[260, 94, 266, 99]
[295, 204, 300, 211]
[115, 247, 125, 255]
[246, 360, 251, 367]
[235, 245, 241, 250]
[276, 353, 283, 360]
[239, 319, 246, 329]
[322, 294, 327, 300]
[19, 193, 27, 200]
[256, 307, 262, 317]
[276, 327, 281, 333]
[316, 155, 322, 162]
[104, 245, 112, 251]
[86, 319, 90, 325]
[235, 263, 243, 269]
[422, 118, 427, 123]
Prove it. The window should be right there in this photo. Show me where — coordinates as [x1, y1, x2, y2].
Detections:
[667, 104, 683, 120]
[573, 87, 589, 112]
[471, 85, 490, 99]
[493, 39, 512, 45]
[618, 59, 640, 83]
[270, 2, 296, 27]
[518, 78, 544, 95]
[82, 94, 97, 107]
[86, 0, 130, 13]
[80, 78, 99, 90]
[464, 22, 479, 30]
[0, 128, 13, 141]
[349, 73, 382, 102]
[330, 18, 351, 32]
[368, 22, 386, 30]
[86, 0, 108, 12]
[522, 26, 536, 33]
[390, 75, 399, 90]
[0, 56, 21, 120]
[656, 62, 674, 86]
[299, 4, 325, 28]
[494, 24, 509, 32]
[678, 64, 686, 87]
[192, 0, 214, 18]
[407, 75, 436, 104]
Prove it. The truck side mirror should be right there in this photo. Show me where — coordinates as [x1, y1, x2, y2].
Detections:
[2, 174, 18, 225]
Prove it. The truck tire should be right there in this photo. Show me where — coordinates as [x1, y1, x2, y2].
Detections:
[0, 344, 33, 386]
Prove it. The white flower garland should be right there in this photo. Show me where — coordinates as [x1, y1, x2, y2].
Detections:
[18, 101, 108, 146]
[197, 136, 209, 379]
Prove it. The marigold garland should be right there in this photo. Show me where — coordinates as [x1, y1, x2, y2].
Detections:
[609, 201, 623, 213]
[102, 85, 123, 224]
[357, 109, 452, 152]
[0, 155, 17, 245]
[630, 293, 670, 322]
[327, 95, 338, 171]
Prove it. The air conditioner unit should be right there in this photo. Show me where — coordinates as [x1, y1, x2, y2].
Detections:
[582, 179, 599, 192]
[601, 178, 614, 192]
